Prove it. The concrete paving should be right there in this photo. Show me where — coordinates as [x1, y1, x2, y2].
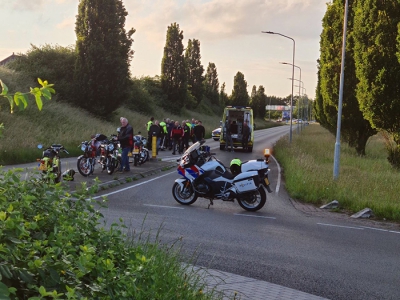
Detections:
[1, 151, 329, 300]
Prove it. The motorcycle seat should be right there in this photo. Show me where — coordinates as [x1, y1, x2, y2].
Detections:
[222, 170, 235, 180]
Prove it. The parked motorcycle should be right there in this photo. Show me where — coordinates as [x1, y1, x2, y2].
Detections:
[98, 135, 120, 175]
[132, 132, 149, 166]
[172, 141, 272, 211]
[76, 133, 106, 176]
[76, 140, 97, 177]
[37, 144, 69, 183]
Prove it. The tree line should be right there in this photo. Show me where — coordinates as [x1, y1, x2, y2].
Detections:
[3, 0, 295, 122]
[315, 0, 400, 168]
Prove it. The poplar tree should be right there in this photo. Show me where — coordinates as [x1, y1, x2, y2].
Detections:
[74, 0, 135, 118]
[250, 85, 267, 119]
[185, 39, 204, 108]
[161, 23, 187, 113]
[318, 0, 375, 155]
[354, 0, 400, 165]
[219, 82, 229, 107]
[230, 72, 249, 107]
[204, 62, 219, 106]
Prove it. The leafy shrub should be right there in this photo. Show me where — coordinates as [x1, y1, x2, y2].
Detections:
[0, 170, 212, 299]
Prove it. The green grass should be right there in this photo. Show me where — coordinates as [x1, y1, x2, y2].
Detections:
[273, 124, 400, 221]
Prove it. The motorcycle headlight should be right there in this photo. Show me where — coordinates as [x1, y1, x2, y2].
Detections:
[108, 144, 114, 151]
[81, 144, 86, 151]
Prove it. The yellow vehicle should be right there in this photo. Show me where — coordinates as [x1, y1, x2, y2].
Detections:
[220, 106, 254, 152]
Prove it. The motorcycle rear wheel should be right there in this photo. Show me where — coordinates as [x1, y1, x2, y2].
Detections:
[77, 157, 93, 177]
[172, 181, 198, 205]
[54, 159, 62, 183]
[237, 185, 266, 211]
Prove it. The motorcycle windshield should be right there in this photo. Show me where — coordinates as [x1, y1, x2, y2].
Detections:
[183, 142, 200, 156]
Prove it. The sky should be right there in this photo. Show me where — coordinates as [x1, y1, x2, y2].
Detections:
[0, 0, 329, 100]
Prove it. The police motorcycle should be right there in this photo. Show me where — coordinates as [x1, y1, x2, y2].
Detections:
[172, 141, 272, 211]
[37, 144, 69, 183]
[132, 131, 149, 166]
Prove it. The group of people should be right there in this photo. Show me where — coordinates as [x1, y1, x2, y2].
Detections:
[224, 120, 251, 152]
[146, 117, 205, 155]
[90, 116, 207, 173]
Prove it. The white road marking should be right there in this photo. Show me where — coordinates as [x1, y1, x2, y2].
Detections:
[359, 226, 400, 234]
[317, 223, 363, 230]
[91, 171, 175, 199]
[270, 155, 281, 193]
[144, 204, 184, 209]
[235, 214, 276, 220]
[318, 223, 400, 234]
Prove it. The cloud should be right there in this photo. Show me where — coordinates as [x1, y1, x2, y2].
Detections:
[56, 17, 75, 29]
[126, 0, 325, 46]
[8, 0, 48, 11]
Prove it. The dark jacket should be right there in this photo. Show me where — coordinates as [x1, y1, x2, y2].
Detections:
[193, 124, 205, 141]
[149, 124, 161, 138]
[118, 124, 133, 148]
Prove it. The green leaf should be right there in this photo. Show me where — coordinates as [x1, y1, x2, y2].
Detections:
[38, 78, 44, 86]
[0, 281, 10, 299]
[0, 80, 8, 96]
[34, 94, 43, 111]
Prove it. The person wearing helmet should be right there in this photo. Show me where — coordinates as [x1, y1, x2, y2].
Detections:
[230, 158, 242, 176]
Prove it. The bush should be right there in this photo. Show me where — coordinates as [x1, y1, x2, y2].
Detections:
[0, 170, 213, 299]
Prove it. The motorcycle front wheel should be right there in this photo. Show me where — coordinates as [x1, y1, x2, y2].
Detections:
[237, 185, 266, 212]
[77, 157, 93, 177]
[172, 181, 198, 205]
[106, 157, 115, 175]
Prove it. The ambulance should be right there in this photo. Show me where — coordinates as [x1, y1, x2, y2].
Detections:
[219, 106, 254, 152]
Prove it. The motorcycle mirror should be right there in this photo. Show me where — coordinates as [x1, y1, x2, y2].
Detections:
[116, 127, 121, 133]
[37, 144, 43, 149]
[138, 131, 141, 134]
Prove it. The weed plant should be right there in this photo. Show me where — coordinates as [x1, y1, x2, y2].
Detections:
[0, 169, 222, 299]
[273, 124, 400, 221]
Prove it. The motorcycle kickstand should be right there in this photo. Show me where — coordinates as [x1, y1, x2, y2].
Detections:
[207, 199, 214, 209]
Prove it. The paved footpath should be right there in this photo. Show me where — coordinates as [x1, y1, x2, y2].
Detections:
[1, 151, 329, 300]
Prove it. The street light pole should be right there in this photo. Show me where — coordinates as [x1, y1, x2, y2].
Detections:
[262, 31, 295, 143]
[333, 0, 349, 180]
[290, 78, 303, 133]
[279, 62, 304, 129]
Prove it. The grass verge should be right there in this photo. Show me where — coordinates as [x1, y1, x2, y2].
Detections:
[273, 124, 400, 221]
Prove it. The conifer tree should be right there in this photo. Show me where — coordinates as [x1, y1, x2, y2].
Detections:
[161, 23, 187, 113]
[185, 39, 204, 108]
[354, 0, 400, 165]
[204, 62, 219, 106]
[230, 72, 249, 107]
[318, 0, 375, 155]
[74, 0, 135, 118]
[219, 82, 229, 107]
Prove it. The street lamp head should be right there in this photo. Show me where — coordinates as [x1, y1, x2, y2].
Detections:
[262, 31, 275, 34]
[279, 62, 289, 65]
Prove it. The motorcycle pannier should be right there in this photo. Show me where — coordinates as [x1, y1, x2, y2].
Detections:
[233, 173, 260, 193]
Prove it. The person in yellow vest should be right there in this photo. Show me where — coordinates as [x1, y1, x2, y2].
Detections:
[159, 119, 168, 150]
[146, 117, 154, 150]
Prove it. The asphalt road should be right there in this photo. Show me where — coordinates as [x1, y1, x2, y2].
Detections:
[7, 126, 400, 300]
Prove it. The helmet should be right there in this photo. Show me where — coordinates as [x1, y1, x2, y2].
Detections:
[62, 169, 76, 181]
[230, 158, 242, 176]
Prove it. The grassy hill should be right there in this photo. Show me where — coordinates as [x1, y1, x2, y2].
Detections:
[0, 66, 273, 165]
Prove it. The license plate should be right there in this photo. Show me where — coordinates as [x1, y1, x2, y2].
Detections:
[132, 149, 139, 154]
[264, 178, 270, 185]
[38, 164, 47, 171]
